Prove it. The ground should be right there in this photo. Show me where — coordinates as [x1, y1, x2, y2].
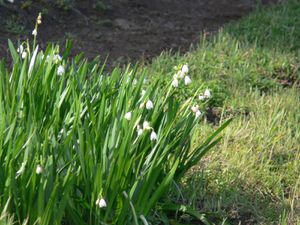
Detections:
[0, 0, 277, 67]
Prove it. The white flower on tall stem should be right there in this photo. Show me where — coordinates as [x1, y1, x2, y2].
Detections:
[96, 198, 107, 208]
[172, 78, 179, 88]
[141, 89, 146, 96]
[143, 121, 151, 130]
[137, 125, 143, 136]
[204, 89, 211, 98]
[191, 105, 199, 113]
[124, 111, 132, 121]
[181, 64, 189, 74]
[184, 76, 192, 85]
[17, 45, 24, 53]
[36, 164, 44, 174]
[195, 110, 202, 118]
[146, 100, 153, 110]
[191, 105, 201, 118]
[32, 29, 37, 36]
[57, 65, 65, 76]
[21, 51, 27, 59]
[198, 95, 205, 100]
[150, 130, 157, 141]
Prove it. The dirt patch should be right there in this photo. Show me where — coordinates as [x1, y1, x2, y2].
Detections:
[0, 0, 277, 67]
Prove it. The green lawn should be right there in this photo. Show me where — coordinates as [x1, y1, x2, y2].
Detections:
[146, 0, 300, 224]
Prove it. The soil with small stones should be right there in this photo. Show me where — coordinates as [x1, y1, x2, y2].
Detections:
[0, 0, 277, 67]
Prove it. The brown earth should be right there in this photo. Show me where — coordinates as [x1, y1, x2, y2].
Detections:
[0, 0, 277, 67]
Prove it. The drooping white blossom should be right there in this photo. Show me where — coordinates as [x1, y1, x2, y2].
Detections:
[150, 131, 157, 141]
[204, 89, 211, 98]
[181, 64, 189, 74]
[32, 29, 37, 36]
[172, 78, 179, 88]
[96, 198, 107, 208]
[198, 95, 205, 100]
[146, 100, 153, 110]
[124, 111, 132, 121]
[184, 76, 192, 85]
[143, 121, 151, 130]
[36, 164, 44, 174]
[57, 65, 65, 76]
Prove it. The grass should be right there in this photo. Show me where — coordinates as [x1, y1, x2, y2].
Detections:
[145, 0, 300, 224]
[0, 0, 300, 224]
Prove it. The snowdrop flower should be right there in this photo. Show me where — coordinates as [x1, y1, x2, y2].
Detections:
[17, 45, 24, 53]
[21, 51, 27, 59]
[204, 89, 211, 98]
[96, 198, 107, 208]
[57, 65, 65, 76]
[36, 164, 44, 174]
[32, 29, 37, 36]
[124, 111, 132, 121]
[177, 70, 185, 79]
[181, 64, 189, 74]
[53, 54, 62, 63]
[139, 102, 145, 109]
[146, 100, 153, 110]
[184, 76, 192, 85]
[172, 78, 179, 88]
[198, 95, 205, 100]
[150, 131, 157, 141]
[137, 125, 143, 136]
[195, 110, 202, 118]
[191, 105, 199, 113]
[7, 0, 14, 3]
[143, 121, 151, 130]
[141, 89, 146, 96]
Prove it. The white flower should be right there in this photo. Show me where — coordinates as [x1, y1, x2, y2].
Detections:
[143, 121, 151, 130]
[184, 76, 192, 85]
[181, 64, 189, 74]
[150, 131, 157, 141]
[177, 70, 185, 79]
[57, 65, 65, 76]
[53, 54, 62, 63]
[137, 125, 143, 136]
[141, 89, 146, 96]
[36, 164, 44, 174]
[96, 198, 107, 208]
[191, 105, 199, 113]
[17, 45, 24, 53]
[7, 0, 14, 3]
[124, 111, 132, 121]
[204, 89, 211, 98]
[195, 110, 202, 118]
[198, 95, 205, 100]
[32, 29, 37, 36]
[21, 51, 27, 59]
[146, 100, 153, 110]
[139, 102, 145, 109]
[171, 78, 179, 88]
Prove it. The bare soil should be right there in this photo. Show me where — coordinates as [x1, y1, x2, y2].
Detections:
[0, 0, 277, 66]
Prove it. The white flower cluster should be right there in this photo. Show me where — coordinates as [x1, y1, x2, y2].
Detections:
[136, 121, 157, 141]
[191, 105, 202, 118]
[172, 64, 191, 87]
[198, 89, 211, 100]
[17, 44, 28, 59]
